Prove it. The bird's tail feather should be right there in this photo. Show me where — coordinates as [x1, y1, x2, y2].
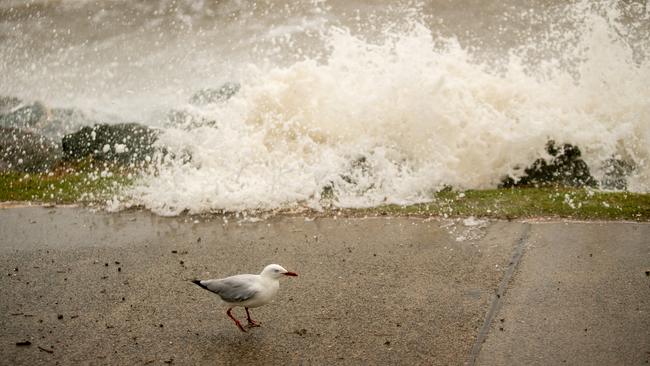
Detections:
[191, 279, 208, 290]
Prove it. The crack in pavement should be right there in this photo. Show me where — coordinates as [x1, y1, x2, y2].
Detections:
[466, 224, 531, 366]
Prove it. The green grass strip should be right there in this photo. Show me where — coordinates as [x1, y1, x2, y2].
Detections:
[0, 170, 131, 203]
[362, 188, 650, 221]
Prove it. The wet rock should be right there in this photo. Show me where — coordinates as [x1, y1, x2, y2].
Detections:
[321, 184, 335, 200]
[0, 99, 47, 129]
[0, 96, 22, 114]
[38, 108, 95, 140]
[0, 127, 62, 172]
[189, 82, 240, 106]
[165, 82, 240, 129]
[1, 96, 95, 138]
[165, 109, 216, 129]
[62, 123, 158, 164]
[600, 157, 635, 190]
[501, 141, 597, 188]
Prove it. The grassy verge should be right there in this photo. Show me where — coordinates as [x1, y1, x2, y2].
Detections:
[0, 163, 133, 203]
[1, 169, 649, 220]
[358, 188, 650, 221]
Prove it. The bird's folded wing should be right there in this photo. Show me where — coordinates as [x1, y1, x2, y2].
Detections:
[203, 275, 259, 303]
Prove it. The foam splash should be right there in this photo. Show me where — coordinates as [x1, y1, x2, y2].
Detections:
[121, 3, 648, 215]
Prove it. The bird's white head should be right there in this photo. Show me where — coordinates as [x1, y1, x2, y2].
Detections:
[261, 264, 298, 279]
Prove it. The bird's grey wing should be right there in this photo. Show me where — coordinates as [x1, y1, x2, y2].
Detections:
[202, 276, 258, 303]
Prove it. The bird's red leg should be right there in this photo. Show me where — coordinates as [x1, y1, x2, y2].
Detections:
[226, 307, 246, 332]
[245, 307, 260, 327]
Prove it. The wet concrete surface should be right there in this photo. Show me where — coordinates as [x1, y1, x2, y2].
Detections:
[477, 222, 650, 366]
[0, 207, 648, 365]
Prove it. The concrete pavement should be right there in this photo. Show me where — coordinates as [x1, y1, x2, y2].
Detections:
[477, 222, 650, 365]
[0, 207, 647, 365]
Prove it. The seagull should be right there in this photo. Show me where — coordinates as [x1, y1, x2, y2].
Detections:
[191, 264, 298, 332]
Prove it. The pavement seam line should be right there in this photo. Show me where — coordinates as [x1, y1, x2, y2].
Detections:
[465, 224, 531, 366]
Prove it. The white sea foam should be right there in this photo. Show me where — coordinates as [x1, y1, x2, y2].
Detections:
[122, 4, 649, 215]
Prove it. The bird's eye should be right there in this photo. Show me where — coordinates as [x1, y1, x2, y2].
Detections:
[274, 269, 280, 272]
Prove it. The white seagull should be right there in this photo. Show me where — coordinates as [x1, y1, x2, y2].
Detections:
[191, 264, 298, 332]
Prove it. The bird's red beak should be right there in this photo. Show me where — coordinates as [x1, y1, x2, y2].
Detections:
[284, 271, 298, 277]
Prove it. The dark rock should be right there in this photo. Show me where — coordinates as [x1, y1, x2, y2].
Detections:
[321, 184, 334, 200]
[1, 96, 96, 138]
[600, 157, 635, 190]
[341, 156, 371, 185]
[165, 82, 240, 129]
[38, 108, 96, 140]
[0, 127, 62, 172]
[189, 82, 240, 106]
[0, 96, 22, 113]
[165, 109, 216, 129]
[0, 99, 47, 129]
[501, 141, 596, 188]
[61, 123, 158, 164]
